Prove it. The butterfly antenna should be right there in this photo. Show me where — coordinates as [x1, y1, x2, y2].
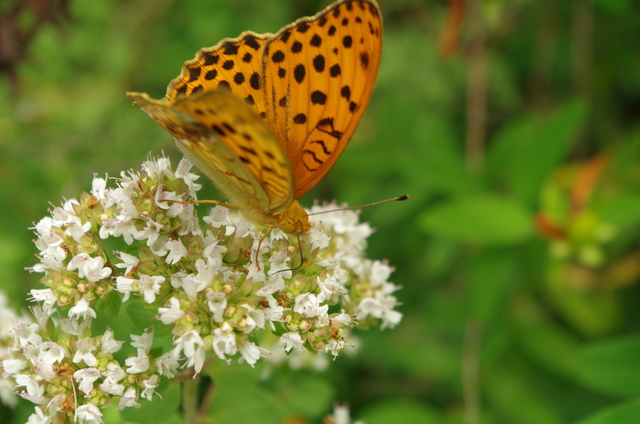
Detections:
[307, 194, 409, 216]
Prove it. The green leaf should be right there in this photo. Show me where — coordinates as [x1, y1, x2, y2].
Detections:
[124, 299, 174, 338]
[576, 336, 640, 397]
[418, 194, 533, 245]
[573, 398, 640, 424]
[601, 193, 640, 227]
[282, 373, 335, 419]
[206, 362, 281, 422]
[493, 100, 588, 205]
[120, 381, 181, 423]
[94, 289, 121, 318]
[361, 398, 443, 424]
[469, 248, 515, 324]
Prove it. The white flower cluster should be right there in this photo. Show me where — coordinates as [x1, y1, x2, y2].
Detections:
[3, 156, 401, 423]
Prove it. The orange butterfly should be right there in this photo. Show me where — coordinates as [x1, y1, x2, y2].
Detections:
[127, 0, 382, 233]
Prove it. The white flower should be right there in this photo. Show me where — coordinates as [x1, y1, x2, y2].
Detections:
[326, 403, 364, 424]
[117, 386, 140, 410]
[15, 374, 46, 404]
[3, 358, 27, 374]
[261, 295, 285, 331]
[158, 297, 185, 324]
[100, 328, 124, 355]
[238, 341, 262, 366]
[267, 249, 291, 278]
[138, 274, 165, 304]
[73, 338, 97, 366]
[332, 311, 352, 327]
[140, 375, 160, 400]
[76, 404, 104, 424]
[125, 347, 149, 374]
[91, 176, 107, 200]
[202, 236, 226, 267]
[357, 291, 403, 330]
[98, 364, 126, 396]
[294, 293, 329, 319]
[155, 350, 180, 378]
[206, 291, 227, 323]
[73, 368, 101, 394]
[325, 339, 346, 357]
[165, 238, 188, 264]
[98, 375, 125, 396]
[38, 341, 66, 365]
[65, 221, 91, 243]
[131, 331, 154, 353]
[26, 406, 51, 424]
[203, 206, 230, 228]
[29, 289, 57, 312]
[115, 276, 136, 301]
[114, 252, 140, 276]
[240, 304, 265, 333]
[67, 254, 111, 282]
[174, 330, 205, 375]
[69, 296, 97, 320]
[369, 260, 394, 287]
[175, 158, 202, 195]
[279, 332, 303, 354]
[317, 273, 347, 303]
[212, 322, 237, 363]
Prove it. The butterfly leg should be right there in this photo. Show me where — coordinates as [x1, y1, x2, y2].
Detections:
[159, 199, 240, 210]
[253, 227, 274, 271]
[270, 233, 306, 275]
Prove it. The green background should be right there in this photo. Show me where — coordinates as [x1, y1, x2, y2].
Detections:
[2, 0, 640, 423]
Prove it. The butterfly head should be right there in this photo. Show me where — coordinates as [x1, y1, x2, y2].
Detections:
[277, 201, 311, 234]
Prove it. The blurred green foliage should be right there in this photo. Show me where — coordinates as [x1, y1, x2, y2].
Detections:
[2, 0, 640, 423]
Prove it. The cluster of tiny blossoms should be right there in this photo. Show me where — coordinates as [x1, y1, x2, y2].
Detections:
[3, 156, 401, 423]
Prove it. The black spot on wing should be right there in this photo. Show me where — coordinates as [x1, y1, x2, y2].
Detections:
[272, 50, 285, 63]
[294, 64, 306, 83]
[243, 34, 261, 50]
[310, 34, 322, 47]
[187, 67, 201, 82]
[341, 85, 351, 100]
[202, 52, 219, 65]
[205, 69, 218, 80]
[311, 91, 327, 105]
[250, 72, 261, 90]
[360, 52, 369, 69]
[222, 42, 239, 55]
[313, 55, 325, 72]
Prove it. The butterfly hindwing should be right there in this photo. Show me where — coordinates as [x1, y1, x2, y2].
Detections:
[127, 91, 295, 215]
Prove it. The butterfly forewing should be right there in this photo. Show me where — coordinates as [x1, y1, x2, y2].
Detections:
[262, 0, 382, 199]
[166, 32, 271, 121]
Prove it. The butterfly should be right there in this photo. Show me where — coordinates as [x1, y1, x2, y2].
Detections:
[126, 0, 382, 234]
